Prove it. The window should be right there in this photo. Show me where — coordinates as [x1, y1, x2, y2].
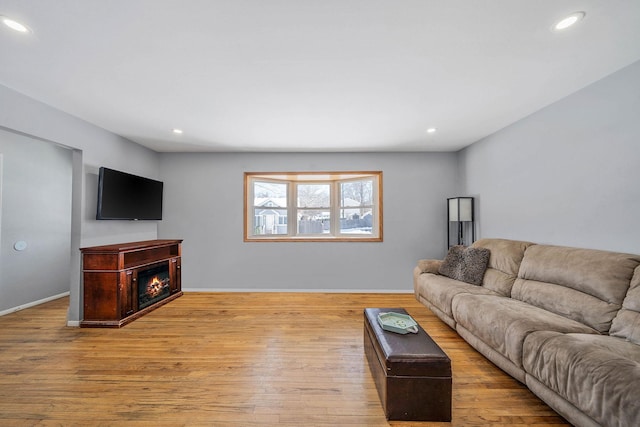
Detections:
[245, 172, 382, 242]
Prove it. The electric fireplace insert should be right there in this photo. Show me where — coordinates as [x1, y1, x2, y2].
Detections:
[137, 262, 171, 310]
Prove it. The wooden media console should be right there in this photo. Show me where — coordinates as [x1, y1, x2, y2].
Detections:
[81, 239, 183, 327]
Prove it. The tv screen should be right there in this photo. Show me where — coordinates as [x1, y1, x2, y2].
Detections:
[96, 167, 163, 220]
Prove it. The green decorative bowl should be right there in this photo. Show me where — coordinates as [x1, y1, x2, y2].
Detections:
[377, 312, 419, 334]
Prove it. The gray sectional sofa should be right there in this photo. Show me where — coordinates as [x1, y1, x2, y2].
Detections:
[413, 238, 640, 427]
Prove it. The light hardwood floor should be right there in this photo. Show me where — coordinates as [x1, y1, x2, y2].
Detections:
[0, 292, 569, 426]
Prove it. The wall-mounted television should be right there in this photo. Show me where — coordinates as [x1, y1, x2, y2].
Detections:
[96, 167, 163, 220]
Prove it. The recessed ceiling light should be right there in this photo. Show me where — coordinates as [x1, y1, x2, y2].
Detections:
[1, 16, 31, 33]
[172, 128, 183, 134]
[426, 128, 437, 134]
[553, 12, 585, 31]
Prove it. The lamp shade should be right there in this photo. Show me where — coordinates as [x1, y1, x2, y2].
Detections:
[448, 197, 473, 222]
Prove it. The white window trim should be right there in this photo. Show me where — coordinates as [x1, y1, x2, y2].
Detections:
[244, 171, 383, 242]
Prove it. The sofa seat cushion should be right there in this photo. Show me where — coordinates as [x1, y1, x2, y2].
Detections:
[415, 273, 498, 320]
[523, 331, 640, 427]
[452, 294, 598, 368]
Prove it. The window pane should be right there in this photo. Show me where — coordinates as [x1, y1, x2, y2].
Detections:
[297, 184, 330, 208]
[340, 179, 373, 207]
[254, 181, 287, 206]
[340, 179, 374, 235]
[339, 210, 373, 235]
[298, 209, 330, 234]
[254, 208, 288, 235]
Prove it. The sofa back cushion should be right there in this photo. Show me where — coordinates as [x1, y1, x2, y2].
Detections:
[512, 245, 640, 333]
[471, 238, 534, 296]
[610, 266, 640, 344]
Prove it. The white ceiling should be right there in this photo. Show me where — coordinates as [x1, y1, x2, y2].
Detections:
[1, 1, 640, 153]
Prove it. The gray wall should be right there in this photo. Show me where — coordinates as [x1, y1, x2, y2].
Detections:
[460, 59, 640, 253]
[4, 56, 640, 318]
[158, 152, 458, 292]
[0, 130, 72, 312]
[0, 84, 161, 322]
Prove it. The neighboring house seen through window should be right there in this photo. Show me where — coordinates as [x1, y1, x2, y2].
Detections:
[245, 172, 382, 241]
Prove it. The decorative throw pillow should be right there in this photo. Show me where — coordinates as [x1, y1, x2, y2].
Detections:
[438, 245, 490, 285]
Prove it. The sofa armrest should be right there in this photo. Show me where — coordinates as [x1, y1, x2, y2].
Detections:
[417, 259, 443, 274]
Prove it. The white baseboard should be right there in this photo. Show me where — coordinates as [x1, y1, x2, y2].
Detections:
[182, 287, 414, 294]
[0, 291, 70, 317]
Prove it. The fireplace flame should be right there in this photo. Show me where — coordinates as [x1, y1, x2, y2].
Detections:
[147, 276, 164, 298]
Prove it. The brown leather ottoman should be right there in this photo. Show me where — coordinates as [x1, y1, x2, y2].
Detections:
[364, 308, 452, 421]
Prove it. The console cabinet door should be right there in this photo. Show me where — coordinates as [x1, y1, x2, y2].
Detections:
[169, 258, 181, 294]
[120, 270, 136, 318]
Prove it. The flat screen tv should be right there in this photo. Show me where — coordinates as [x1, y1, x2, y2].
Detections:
[96, 167, 163, 220]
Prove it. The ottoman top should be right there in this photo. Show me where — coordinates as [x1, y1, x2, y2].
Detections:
[365, 308, 451, 377]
